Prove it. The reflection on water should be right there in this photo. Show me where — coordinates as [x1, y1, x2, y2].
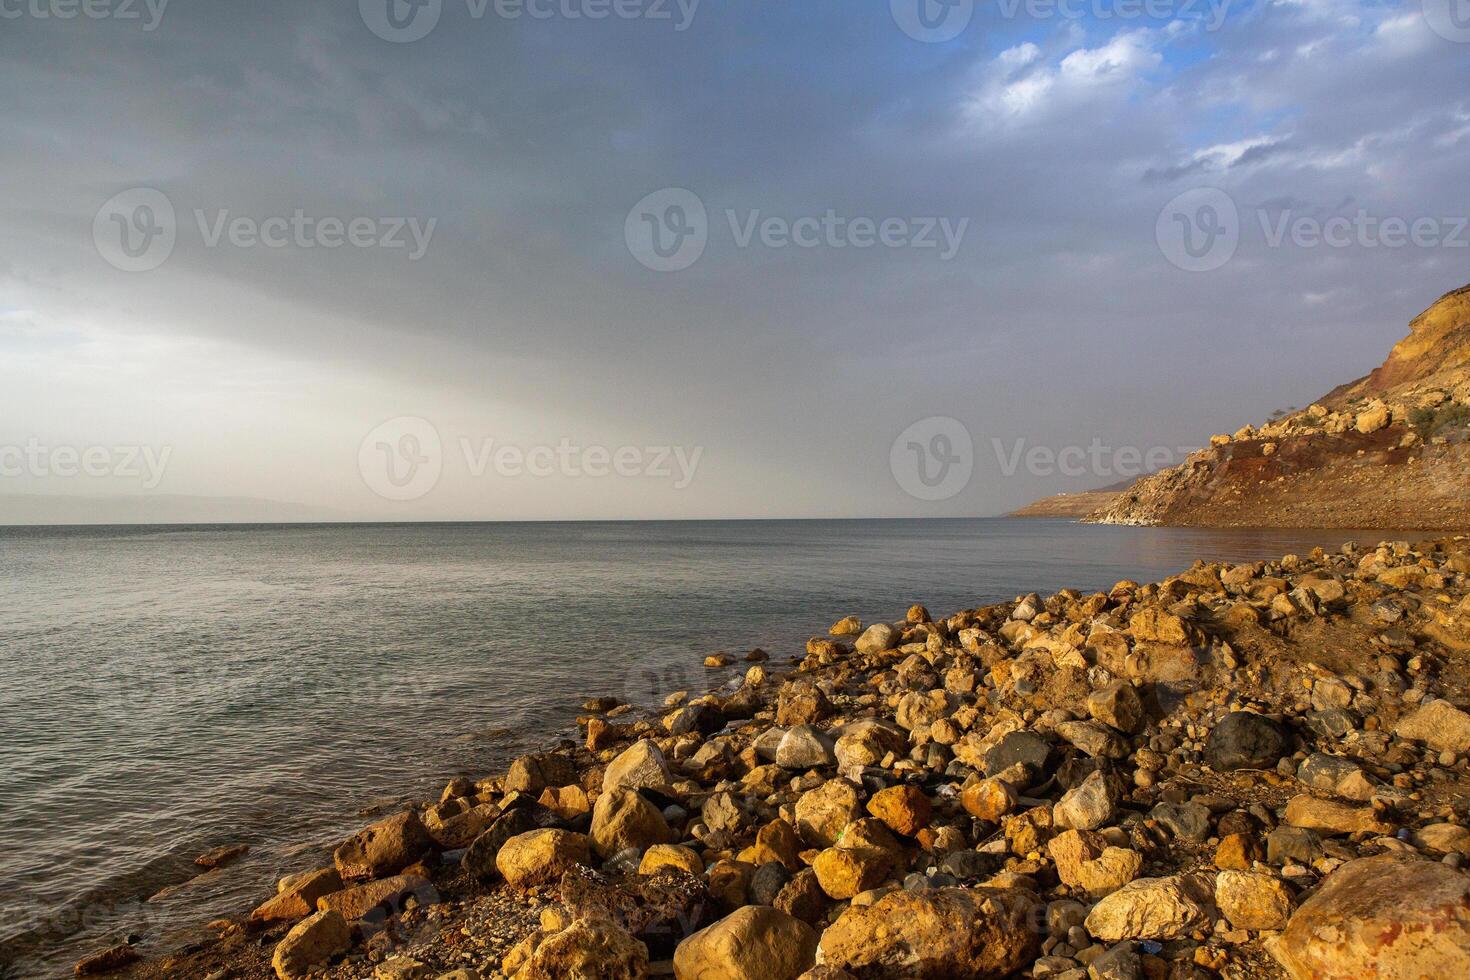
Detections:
[0, 518, 1438, 977]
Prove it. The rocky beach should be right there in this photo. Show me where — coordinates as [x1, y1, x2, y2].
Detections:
[71, 533, 1470, 980]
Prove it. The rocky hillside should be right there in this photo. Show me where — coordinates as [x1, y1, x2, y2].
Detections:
[98, 536, 1470, 980]
[1077, 285, 1470, 530]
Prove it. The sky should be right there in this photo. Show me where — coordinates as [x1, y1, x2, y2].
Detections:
[1, 0, 1468, 522]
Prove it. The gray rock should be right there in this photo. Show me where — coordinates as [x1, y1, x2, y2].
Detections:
[984, 731, 1053, 776]
[1055, 771, 1121, 831]
[462, 808, 538, 880]
[1296, 753, 1364, 794]
[1304, 708, 1358, 739]
[1149, 802, 1212, 842]
[1088, 942, 1142, 980]
[749, 861, 792, 906]
[939, 849, 999, 881]
[776, 726, 837, 769]
[854, 623, 898, 654]
[1057, 721, 1129, 760]
[1204, 712, 1291, 772]
[1266, 826, 1323, 866]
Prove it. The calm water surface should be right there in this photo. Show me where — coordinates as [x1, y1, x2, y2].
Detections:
[0, 519, 1428, 977]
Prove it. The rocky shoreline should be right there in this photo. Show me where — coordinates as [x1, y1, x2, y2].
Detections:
[84, 536, 1470, 980]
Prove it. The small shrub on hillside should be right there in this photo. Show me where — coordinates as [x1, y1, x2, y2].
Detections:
[1411, 403, 1470, 439]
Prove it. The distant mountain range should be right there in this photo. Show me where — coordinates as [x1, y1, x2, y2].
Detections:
[0, 493, 345, 526]
[1014, 284, 1470, 530]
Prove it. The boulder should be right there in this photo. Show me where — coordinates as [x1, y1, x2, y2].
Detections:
[1395, 700, 1470, 754]
[333, 810, 433, 882]
[1416, 823, 1470, 856]
[777, 686, 834, 726]
[1283, 795, 1392, 836]
[604, 741, 675, 794]
[560, 865, 715, 959]
[776, 726, 838, 769]
[739, 819, 801, 870]
[317, 873, 434, 922]
[639, 844, 704, 877]
[1204, 712, 1291, 772]
[1048, 830, 1142, 898]
[1215, 833, 1265, 870]
[251, 867, 343, 923]
[1087, 682, 1145, 733]
[1084, 876, 1211, 941]
[854, 624, 898, 655]
[794, 779, 864, 848]
[701, 792, 749, 836]
[673, 906, 818, 980]
[865, 785, 931, 837]
[982, 731, 1052, 777]
[463, 807, 540, 881]
[1272, 855, 1470, 978]
[1355, 400, 1391, 434]
[775, 868, 830, 925]
[961, 778, 1018, 822]
[816, 886, 1040, 978]
[1149, 801, 1212, 842]
[1056, 720, 1128, 760]
[272, 909, 351, 980]
[1215, 870, 1293, 931]
[74, 945, 141, 976]
[896, 690, 952, 731]
[515, 916, 650, 980]
[496, 829, 591, 890]
[427, 802, 500, 849]
[1053, 771, 1119, 831]
[1127, 608, 1193, 644]
[590, 789, 673, 859]
[195, 843, 249, 870]
[834, 721, 907, 769]
[506, 752, 578, 795]
[812, 846, 892, 900]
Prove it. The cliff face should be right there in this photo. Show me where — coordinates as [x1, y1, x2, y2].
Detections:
[1066, 285, 1470, 530]
[1327, 284, 1470, 401]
